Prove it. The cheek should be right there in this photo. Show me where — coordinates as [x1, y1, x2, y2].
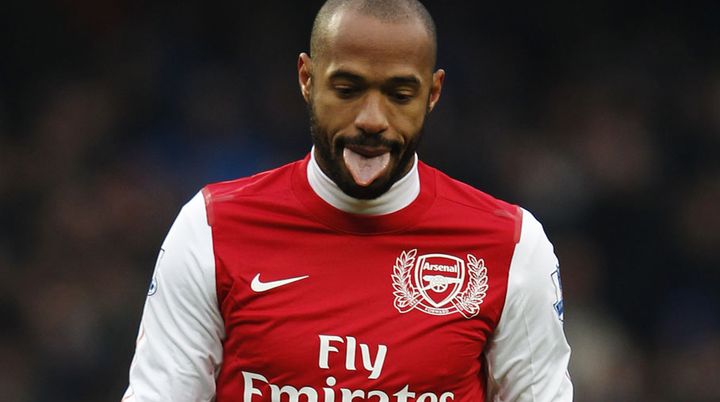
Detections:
[392, 104, 427, 139]
[314, 95, 356, 134]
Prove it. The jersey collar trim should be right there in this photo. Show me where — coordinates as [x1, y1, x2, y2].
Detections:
[292, 153, 436, 234]
[306, 147, 420, 216]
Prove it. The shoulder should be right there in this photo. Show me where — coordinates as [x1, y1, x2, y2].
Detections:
[203, 159, 301, 201]
[422, 162, 518, 216]
[513, 208, 557, 274]
[201, 159, 303, 225]
[420, 162, 521, 240]
[157, 191, 215, 286]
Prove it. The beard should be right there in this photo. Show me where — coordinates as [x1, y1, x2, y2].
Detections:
[308, 101, 424, 200]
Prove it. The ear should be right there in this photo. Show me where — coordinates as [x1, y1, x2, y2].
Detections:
[298, 52, 313, 103]
[427, 69, 445, 113]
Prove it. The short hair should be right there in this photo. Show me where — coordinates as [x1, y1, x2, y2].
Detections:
[310, 0, 437, 68]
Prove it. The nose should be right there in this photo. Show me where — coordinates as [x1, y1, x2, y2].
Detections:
[354, 92, 389, 134]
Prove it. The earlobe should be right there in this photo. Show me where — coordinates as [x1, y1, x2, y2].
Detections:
[298, 52, 313, 102]
[427, 69, 445, 112]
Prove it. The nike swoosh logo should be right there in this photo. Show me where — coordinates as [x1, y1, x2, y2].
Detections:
[251, 273, 309, 292]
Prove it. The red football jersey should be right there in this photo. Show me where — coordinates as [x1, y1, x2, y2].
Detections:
[123, 154, 572, 402]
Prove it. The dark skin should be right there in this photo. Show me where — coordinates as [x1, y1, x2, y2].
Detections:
[298, 8, 445, 199]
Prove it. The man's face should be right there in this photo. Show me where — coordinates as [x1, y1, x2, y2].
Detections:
[299, 9, 444, 199]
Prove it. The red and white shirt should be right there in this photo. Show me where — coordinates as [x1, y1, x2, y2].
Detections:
[123, 152, 573, 402]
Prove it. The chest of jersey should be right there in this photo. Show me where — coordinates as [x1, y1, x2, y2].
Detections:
[209, 196, 516, 402]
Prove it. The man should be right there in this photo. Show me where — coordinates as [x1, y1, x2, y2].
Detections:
[123, 1, 573, 401]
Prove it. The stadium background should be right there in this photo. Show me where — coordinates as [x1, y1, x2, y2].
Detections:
[1, 1, 718, 401]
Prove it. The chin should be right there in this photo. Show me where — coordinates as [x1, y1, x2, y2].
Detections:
[334, 161, 401, 200]
[337, 179, 394, 200]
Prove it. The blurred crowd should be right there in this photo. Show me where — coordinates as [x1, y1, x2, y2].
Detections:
[1, 1, 718, 401]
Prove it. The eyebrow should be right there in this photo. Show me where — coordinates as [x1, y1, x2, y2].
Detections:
[328, 70, 422, 87]
[328, 70, 365, 83]
[386, 76, 421, 88]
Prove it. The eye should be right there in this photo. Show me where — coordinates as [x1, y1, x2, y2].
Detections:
[390, 91, 413, 104]
[334, 86, 359, 99]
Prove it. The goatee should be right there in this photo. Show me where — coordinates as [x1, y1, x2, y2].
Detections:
[307, 101, 423, 200]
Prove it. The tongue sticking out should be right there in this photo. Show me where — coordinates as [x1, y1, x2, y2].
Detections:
[343, 148, 391, 186]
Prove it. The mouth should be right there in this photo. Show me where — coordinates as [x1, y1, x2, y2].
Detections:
[342, 146, 392, 187]
[344, 144, 391, 158]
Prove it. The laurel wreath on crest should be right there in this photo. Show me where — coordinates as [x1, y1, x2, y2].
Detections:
[392, 249, 489, 318]
[392, 249, 421, 313]
[455, 254, 489, 318]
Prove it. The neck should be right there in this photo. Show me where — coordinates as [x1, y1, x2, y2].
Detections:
[307, 147, 420, 215]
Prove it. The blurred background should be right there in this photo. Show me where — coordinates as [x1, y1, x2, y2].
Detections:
[1, 1, 718, 401]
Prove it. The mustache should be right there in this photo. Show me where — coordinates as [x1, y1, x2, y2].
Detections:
[337, 132, 401, 152]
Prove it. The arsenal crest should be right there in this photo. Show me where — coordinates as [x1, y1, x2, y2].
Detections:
[392, 249, 488, 319]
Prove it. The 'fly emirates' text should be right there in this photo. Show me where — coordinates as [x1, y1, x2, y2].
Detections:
[242, 334, 455, 402]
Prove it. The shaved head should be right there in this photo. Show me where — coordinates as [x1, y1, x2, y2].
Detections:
[310, 0, 437, 68]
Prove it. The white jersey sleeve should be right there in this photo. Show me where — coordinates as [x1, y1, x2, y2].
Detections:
[122, 191, 224, 402]
[485, 208, 573, 401]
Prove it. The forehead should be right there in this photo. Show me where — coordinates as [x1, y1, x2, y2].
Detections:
[319, 9, 434, 79]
